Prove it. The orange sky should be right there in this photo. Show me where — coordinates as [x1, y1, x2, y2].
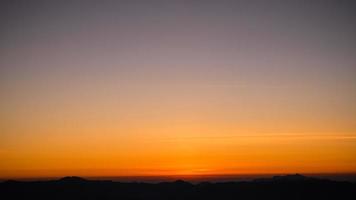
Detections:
[1, 92, 355, 178]
[1, 1, 356, 178]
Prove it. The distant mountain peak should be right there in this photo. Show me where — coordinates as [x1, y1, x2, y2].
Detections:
[172, 179, 192, 186]
[174, 179, 186, 183]
[273, 173, 308, 181]
[58, 176, 87, 182]
[254, 174, 314, 182]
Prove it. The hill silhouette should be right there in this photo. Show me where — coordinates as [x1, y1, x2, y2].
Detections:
[254, 173, 314, 182]
[58, 176, 88, 183]
[1, 174, 355, 200]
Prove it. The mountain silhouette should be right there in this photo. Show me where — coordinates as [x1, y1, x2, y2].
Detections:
[254, 173, 315, 182]
[1, 174, 355, 200]
[273, 173, 308, 180]
[58, 176, 87, 183]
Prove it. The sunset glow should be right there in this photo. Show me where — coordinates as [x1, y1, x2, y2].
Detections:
[1, 1, 355, 179]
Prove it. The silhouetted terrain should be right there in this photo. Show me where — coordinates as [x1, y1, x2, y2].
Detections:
[1, 174, 355, 200]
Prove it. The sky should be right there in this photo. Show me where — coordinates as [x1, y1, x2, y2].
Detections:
[0, 0, 356, 178]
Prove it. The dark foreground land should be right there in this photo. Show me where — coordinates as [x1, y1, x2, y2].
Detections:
[1, 174, 355, 200]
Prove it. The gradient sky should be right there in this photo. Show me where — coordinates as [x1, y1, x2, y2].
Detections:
[1, 0, 356, 178]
